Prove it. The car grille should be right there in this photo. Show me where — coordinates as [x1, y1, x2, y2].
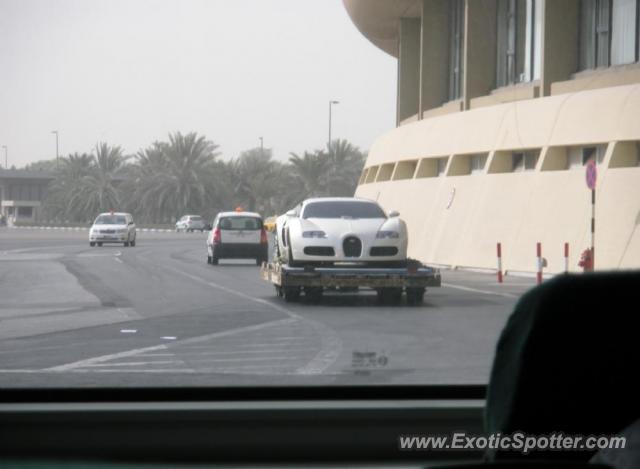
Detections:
[101, 229, 116, 234]
[304, 246, 335, 256]
[343, 236, 362, 257]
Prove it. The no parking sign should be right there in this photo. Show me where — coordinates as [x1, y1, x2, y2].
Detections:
[586, 160, 597, 190]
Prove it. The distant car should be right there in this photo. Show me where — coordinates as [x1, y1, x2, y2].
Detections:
[175, 215, 206, 232]
[206, 211, 269, 266]
[274, 197, 407, 267]
[89, 212, 136, 247]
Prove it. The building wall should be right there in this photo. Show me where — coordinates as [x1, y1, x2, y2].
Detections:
[355, 84, 640, 273]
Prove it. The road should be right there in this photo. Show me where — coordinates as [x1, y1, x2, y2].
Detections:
[0, 228, 534, 388]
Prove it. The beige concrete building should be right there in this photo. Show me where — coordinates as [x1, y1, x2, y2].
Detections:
[345, 0, 640, 274]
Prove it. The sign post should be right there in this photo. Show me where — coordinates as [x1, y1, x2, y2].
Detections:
[585, 160, 597, 271]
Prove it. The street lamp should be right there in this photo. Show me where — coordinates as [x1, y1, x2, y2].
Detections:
[259, 136, 264, 156]
[1, 145, 6, 169]
[328, 100, 339, 148]
[51, 130, 59, 168]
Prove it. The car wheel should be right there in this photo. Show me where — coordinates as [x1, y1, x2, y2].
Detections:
[286, 231, 301, 267]
[283, 286, 301, 302]
[97, 242, 103, 247]
[406, 287, 425, 306]
[89, 242, 95, 247]
[305, 287, 323, 303]
[207, 255, 211, 264]
[130, 238, 136, 247]
[124, 241, 130, 247]
[377, 287, 402, 305]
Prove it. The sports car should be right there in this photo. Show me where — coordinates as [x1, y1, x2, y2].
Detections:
[274, 197, 408, 267]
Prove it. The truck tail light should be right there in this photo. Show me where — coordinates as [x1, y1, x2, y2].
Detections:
[213, 228, 221, 244]
[260, 228, 268, 244]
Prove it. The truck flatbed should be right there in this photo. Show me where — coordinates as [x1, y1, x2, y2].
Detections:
[261, 261, 441, 304]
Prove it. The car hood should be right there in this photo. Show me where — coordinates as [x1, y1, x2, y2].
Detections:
[301, 217, 389, 236]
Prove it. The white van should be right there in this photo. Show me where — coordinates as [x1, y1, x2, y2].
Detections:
[206, 211, 268, 265]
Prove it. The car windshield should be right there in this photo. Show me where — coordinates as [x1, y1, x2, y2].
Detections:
[0, 1, 634, 395]
[94, 215, 126, 225]
[303, 201, 386, 219]
[219, 217, 262, 230]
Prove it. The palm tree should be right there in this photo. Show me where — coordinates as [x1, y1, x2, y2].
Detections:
[288, 150, 330, 198]
[76, 143, 127, 216]
[325, 139, 366, 196]
[129, 132, 220, 223]
[45, 153, 94, 221]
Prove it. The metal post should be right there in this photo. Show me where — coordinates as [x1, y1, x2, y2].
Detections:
[536, 242, 543, 284]
[564, 242, 569, 273]
[52, 131, 59, 168]
[590, 188, 595, 271]
[1, 145, 6, 169]
[259, 137, 264, 157]
[496, 242, 503, 283]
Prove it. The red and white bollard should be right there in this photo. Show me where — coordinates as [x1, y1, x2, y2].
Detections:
[536, 242, 543, 284]
[497, 242, 503, 283]
[564, 242, 569, 273]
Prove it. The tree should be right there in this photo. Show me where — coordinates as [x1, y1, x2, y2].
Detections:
[325, 139, 366, 197]
[288, 150, 329, 199]
[128, 132, 221, 222]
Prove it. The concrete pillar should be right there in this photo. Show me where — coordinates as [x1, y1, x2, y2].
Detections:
[463, 0, 497, 110]
[419, 0, 450, 115]
[397, 17, 421, 124]
[540, 0, 579, 96]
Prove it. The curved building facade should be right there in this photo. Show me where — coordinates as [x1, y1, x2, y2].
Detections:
[345, 0, 640, 273]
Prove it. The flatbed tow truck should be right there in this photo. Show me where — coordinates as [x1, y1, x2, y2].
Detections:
[260, 260, 441, 305]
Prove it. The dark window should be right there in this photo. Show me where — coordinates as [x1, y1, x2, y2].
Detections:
[302, 201, 386, 219]
[17, 206, 33, 217]
[219, 217, 262, 230]
[580, 0, 612, 70]
[496, 0, 528, 86]
[448, 0, 465, 100]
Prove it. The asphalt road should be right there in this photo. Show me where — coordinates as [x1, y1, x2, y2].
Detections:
[0, 228, 534, 388]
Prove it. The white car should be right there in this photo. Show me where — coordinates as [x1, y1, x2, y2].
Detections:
[89, 212, 136, 247]
[175, 215, 206, 232]
[274, 197, 408, 267]
[206, 211, 269, 265]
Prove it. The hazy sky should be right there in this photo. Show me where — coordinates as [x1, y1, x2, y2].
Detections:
[0, 0, 396, 167]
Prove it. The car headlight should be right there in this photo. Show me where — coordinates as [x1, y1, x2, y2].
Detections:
[376, 230, 400, 239]
[302, 230, 327, 238]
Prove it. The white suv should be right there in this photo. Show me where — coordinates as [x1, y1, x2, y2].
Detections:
[89, 212, 136, 247]
[206, 211, 268, 265]
[176, 215, 206, 232]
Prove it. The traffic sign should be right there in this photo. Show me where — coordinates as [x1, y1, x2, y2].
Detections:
[586, 160, 597, 190]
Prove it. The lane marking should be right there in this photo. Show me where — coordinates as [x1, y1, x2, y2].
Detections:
[45, 317, 295, 371]
[161, 264, 342, 375]
[442, 282, 518, 299]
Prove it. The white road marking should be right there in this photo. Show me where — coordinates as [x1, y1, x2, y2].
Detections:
[442, 282, 518, 298]
[161, 336, 177, 340]
[161, 265, 342, 375]
[120, 329, 137, 334]
[114, 257, 123, 264]
[45, 317, 295, 371]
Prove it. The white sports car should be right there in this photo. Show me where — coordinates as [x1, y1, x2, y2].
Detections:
[274, 197, 408, 267]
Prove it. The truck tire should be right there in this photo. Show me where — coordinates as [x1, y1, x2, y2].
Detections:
[377, 287, 402, 305]
[305, 287, 323, 303]
[406, 287, 425, 306]
[283, 286, 301, 302]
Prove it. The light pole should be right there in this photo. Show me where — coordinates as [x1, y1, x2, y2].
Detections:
[1, 145, 6, 169]
[51, 130, 59, 168]
[328, 100, 339, 148]
[259, 136, 264, 157]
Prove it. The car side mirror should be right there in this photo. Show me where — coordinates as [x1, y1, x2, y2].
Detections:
[388, 210, 400, 218]
[128, 221, 134, 225]
[285, 210, 296, 217]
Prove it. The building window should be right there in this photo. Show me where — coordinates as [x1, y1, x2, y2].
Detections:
[512, 150, 539, 172]
[611, 0, 640, 65]
[437, 157, 448, 176]
[580, 0, 613, 69]
[448, 0, 465, 100]
[470, 154, 488, 174]
[17, 206, 33, 218]
[496, 0, 541, 87]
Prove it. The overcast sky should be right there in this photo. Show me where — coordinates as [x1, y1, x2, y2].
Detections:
[0, 0, 396, 168]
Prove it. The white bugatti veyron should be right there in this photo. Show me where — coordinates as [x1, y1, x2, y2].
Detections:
[274, 197, 408, 267]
